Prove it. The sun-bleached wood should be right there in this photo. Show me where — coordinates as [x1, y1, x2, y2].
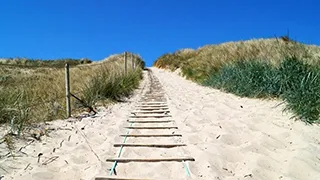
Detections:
[113, 143, 186, 148]
[106, 157, 195, 162]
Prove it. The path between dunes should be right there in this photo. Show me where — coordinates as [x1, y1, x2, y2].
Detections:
[1, 68, 320, 180]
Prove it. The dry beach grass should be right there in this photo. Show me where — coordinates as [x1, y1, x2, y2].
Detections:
[0, 53, 144, 138]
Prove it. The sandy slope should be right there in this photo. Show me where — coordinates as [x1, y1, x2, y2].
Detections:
[151, 68, 320, 180]
[1, 68, 320, 180]
[0, 72, 149, 180]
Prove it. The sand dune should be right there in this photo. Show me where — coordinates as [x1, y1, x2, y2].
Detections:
[152, 67, 320, 180]
[1, 68, 320, 180]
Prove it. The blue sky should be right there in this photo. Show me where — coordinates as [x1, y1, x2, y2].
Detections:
[0, 0, 319, 66]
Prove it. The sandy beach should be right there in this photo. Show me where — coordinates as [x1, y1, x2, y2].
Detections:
[1, 68, 320, 180]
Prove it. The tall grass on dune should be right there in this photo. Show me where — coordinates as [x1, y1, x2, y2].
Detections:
[0, 53, 145, 136]
[154, 38, 320, 124]
[81, 63, 143, 107]
[154, 38, 320, 82]
[203, 57, 320, 124]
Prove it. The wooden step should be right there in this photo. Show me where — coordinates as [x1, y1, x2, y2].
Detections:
[131, 112, 169, 115]
[137, 107, 169, 110]
[95, 177, 151, 180]
[141, 96, 166, 100]
[124, 126, 178, 129]
[138, 102, 167, 104]
[127, 120, 173, 123]
[131, 110, 169, 113]
[106, 157, 195, 162]
[138, 103, 167, 106]
[113, 143, 186, 148]
[128, 117, 172, 120]
[120, 134, 182, 137]
[136, 105, 168, 107]
[130, 115, 171, 118]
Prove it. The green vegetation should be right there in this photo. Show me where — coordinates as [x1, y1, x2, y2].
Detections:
[154, 38, 320, 123]
[0, 57, 92, 67]
[82, 61, 143, 107]
[203, 58, 320, 124]
[0, 53, 145, 136]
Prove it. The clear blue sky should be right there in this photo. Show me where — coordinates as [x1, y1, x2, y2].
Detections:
[0, 0, 319, 66]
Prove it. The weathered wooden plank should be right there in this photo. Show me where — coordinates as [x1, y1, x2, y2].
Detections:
[127, 120, 173, 123]
[137, 105, 168, 107]
[120, 134, 182, 137]
[138, 101, 167, 104]
[136, 105, 168, 107]
[131, 110, 170, 113]
[130, 115, 171, 118]
[131, 112, 169, 115]
[136, 107, 169, 110]
[128, 117, 172, 120]
[124, 126, 178, 129]
[95, 177, 151, 180]
[106, 157, 195, 162]
[113, 143, 186, 148]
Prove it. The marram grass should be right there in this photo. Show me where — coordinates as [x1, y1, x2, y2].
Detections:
[203, 58, 320, 124]
[154, 38, 320, 124]
[0, 53, 145, 136]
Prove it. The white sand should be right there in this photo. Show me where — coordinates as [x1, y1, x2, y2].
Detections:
[151, 67, 320, 180]
[1, 68, 320, 180]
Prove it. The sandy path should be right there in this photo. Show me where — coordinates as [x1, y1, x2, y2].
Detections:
[151, 68, 320, 180]
[109, 70, 194, 180]
[0, 72, 149, 180]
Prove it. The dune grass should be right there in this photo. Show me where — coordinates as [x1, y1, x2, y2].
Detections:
[81, 60, 143, 107]
[0, 57, 92, 67]
[154, 38, 320, 82]
[0, 53, 145, 136]
[154, 37, 320, 124]
[203, 58, 320, 124]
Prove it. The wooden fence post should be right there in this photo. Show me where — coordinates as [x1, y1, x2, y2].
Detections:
[124, 52, 128, 75]
[65, 64, 71, 118]
[131, 53, 134, 70]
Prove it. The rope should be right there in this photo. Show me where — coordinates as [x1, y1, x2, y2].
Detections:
[183, 160, 191, 176]
[109, 122, 133, 175]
